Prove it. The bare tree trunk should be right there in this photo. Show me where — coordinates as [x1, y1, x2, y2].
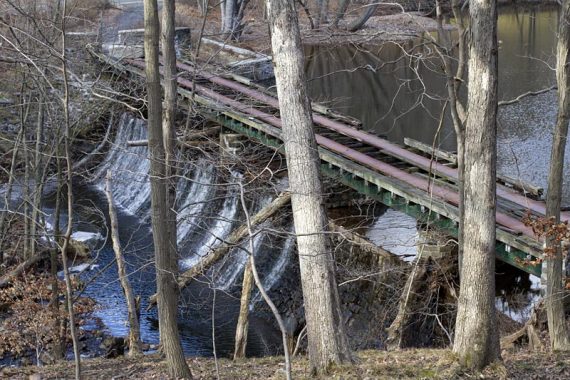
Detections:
[544, 0, 570, 352]
[29, 94, 46, 259]
[316, 0, 329, 27]
[106, 172, 142, 356]
[221, 0, 249, 40]
[233, 261, 254, 359]
[21, 87, 31, 260]
[51, 140, 64, 361]
[237, 182, 292, 380]
[436, 0, 467, 274]
[266, 0, 352, 374]
[144, 0, 192, 377]
[0, 126, 24, 261]
[161, 0, 178, 279]
[453, 0, 501, 370]
[60, 3, 82, 378]
[347, 0, 377, 32]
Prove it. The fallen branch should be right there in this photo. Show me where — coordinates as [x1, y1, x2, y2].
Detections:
[329, 221, 403, 267]
[500, 300, 545, 351]
[0, 251, 50, 288]
[148, 191, 291, 307]
[106, 171, 142, 356]
[72, 115, 114, 172]
[127, 126, 221, 147]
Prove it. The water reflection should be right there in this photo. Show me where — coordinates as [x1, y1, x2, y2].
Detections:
[304, 4, 566, 322]
[305, 41, 454, 150]
[304, 5, 560, 154]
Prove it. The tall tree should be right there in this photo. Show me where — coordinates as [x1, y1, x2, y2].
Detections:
[60, 1, 82, 377]
[453, 0, 501, 370]
[544, 0, 570, 351]
[265, 0, 352, 374]
[144, 0, 193, 377]
[220, 0, 249, 40]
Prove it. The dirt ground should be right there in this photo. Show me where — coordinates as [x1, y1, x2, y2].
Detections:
[3, 348, 570, 379]
[105, 0, 451, 55]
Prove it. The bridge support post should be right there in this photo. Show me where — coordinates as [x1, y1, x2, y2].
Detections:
[219, 131, 245, 160]
[386, 226, 457, 350]
[417, 228, 454, 262]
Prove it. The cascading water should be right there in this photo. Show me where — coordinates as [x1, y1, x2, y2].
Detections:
[93, 114, 151, 216]
[80, 113, 293, 356]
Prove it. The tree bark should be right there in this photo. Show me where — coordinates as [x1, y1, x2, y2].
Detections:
[105, 172, 142, 356]
[544, 0, 570, 351]
[61, 3, 82, 377]
[233, 260, 253, 359]
[266, 0, 352, 374]
[144, 0, 193, 377]
[453, 0, 501, 370]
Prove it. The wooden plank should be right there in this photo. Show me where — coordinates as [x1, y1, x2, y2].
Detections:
[404, 137, 543, 198]
[404, 137, 457, 165]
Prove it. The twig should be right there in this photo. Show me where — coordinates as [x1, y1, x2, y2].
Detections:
[498, 85, 557, 106]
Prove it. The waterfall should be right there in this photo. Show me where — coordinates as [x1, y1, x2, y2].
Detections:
[93, 114, 150, 216]
[250, 233, 295, 305]
[213, 229, 266, 291]
[182, 174, 241, 269]
[94, 113, 294, 292]
[176, 160, 216, 246]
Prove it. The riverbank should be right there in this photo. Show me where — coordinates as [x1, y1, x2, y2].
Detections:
[4, 348, 570, 379]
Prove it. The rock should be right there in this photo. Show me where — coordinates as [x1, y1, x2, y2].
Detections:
[68, 238, 90, 259]
[102, 336, 125, 358]
[39, 351, 55, 365]
[58, 263, 99, 277]
[71, 231, 104, 247]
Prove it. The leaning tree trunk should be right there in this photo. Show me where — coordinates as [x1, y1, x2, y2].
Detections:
[453, 0, 501, 370]
[544, 0, 570, 352]
[106, 172, 142, 356]
[347, 0, 378, 32]
[144, 0, 193, 378]
[233, 261, 254, 359]
[266, 0, 352, 374]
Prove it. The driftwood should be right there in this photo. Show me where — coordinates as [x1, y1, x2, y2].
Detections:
[72, 115, 113, 172]
[127, 126, 221, 147]
[385, 260, 427, 350]
[0, 251, 49, 288]
[148, 191, 291, 307]
[233, 260, 254, 359]
[106, 171, 142, 356]
[501, 300, 545, 351]
[328, 221, 404, 268]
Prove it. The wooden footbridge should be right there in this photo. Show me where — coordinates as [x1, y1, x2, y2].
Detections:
[95, 50, 558, 277]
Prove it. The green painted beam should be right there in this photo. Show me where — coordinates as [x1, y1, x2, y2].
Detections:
[99, 53, 543, 276]
[210, 111, 542, 276]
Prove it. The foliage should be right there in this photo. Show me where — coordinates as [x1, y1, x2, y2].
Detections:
[522, 212, 570, 287]
[0, 272, 94, 362]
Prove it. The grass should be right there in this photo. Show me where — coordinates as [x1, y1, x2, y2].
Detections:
[4, 348, 569, 379]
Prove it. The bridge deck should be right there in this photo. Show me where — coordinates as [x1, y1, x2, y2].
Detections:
[97, 51, 552, 276]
